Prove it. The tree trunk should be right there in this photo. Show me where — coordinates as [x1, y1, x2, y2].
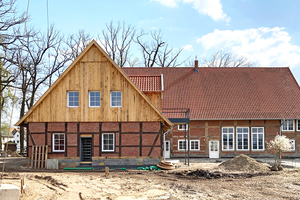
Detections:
[19, 84, 26, 153]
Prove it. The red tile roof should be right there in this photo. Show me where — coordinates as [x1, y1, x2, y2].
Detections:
[123, 67, 300, 120]
[129, 75, 162, 92]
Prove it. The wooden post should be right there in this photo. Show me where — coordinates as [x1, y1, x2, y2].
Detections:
[34, 146, 38, 169]
[41, 145, 45, 168]
[105, 166, 110, 179]
[31, 146, 34, 168]
[38, 146, 41, 169]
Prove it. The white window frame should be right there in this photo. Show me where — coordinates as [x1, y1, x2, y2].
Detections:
[190, 140, 200, 151]
[236, 127, 249, 151]
[110, 91, 122, 107]
[297, 120, 300, 131]
[102, 133, 115, 152]
[251, 127, 265, 151]
[289, 139, 295, 151]
[52, 133, 65, 152]
[282, 119, 294, 131]
[178, 124, 188, 131]
[89, 91, 100, 107]
[222, 127, 235, 151]
[178, 140, 188, 151]
[67, 91, 79, 107]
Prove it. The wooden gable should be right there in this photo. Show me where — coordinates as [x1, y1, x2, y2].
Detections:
[16, 40, 172, 129]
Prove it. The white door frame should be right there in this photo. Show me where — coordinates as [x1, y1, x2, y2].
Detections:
[209, 140, 219, 159]
[164, 140, 170, 159]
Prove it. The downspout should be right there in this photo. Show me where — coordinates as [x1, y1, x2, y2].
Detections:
[163, 126, 173, 161]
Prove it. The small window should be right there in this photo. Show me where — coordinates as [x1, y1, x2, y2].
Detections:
[297, 120, 300, 131]
[53, 133, 65, 152]
[282, 120, 294, 131]
[222, 127, 234, 151]
[110, 91, 122, 107]
[178, 140, 187, 150]
[252, 127, 264, 150]
[102, 133, 114, 152]
[190, 140, 200, 150]
[178, 124, 188, 131]
[289, 139, 295, 151]
[236, 127, 249, 151]
[67, 91, 79, 107]
[89, 91, 100, 107]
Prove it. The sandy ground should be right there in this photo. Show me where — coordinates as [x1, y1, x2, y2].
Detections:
[1, 158, 300, 199]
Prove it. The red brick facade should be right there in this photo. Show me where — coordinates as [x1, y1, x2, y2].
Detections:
[27, 122, 162, 159]
[167, 119, 300, 158]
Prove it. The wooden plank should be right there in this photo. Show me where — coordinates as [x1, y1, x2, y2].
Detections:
[37, 145, 41, 169]
[31, 146, 34, 168]
[34, 146, 37, 169]
[45, 145, 48, 166]
[41, 145, 45, 168]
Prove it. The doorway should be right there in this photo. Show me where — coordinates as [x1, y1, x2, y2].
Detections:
[80, 137, 92, 162]
[209, 140, 219, 158]
[164, 140, 170, 158]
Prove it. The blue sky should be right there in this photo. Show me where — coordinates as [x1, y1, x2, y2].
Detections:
[16, 0, 300, 83]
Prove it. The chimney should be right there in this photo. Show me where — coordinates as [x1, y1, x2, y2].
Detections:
[194, 56, 199, 73]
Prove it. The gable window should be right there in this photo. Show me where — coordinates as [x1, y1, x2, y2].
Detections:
[222, 127, 234, 151]
[178, 140, 187, 150]
[282, 119, 294, 131]
[190, 140, 200, 150]
[102, 133, 114, 152]
[252, 127, 264, 150]
[289, 139, 295, 151]
[89, 91, 100, 107]
[53, 133, 65, 152]
[178, 124, 188, 131]
[67, 91, 79, 107]
[110, 91, 122, 107]
[297, 120, 300, 131]
[236, 127, 249, 150]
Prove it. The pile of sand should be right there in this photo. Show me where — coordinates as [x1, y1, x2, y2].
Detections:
[218, 154, 270, 172]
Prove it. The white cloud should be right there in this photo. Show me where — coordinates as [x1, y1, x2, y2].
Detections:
[183, 0, 230, 23]
[182, 44, 193, 51]
[197, 27, 300, 68]
[152, 0, 230, 23]
[151, 0, 180, 7]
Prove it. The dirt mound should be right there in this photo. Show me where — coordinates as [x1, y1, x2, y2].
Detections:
[218, 154, 270, 172]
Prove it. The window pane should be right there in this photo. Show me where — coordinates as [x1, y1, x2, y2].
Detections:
[237, 128, 242, 133]
[243, 128, 248, 133]
[258, 128, 263, 133]
[288, 120, 293, 130]
[229, 128, 233, 133]
[223, 128, 227, 133]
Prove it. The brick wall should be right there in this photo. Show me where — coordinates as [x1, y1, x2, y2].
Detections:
[170, 119, 300, 158]
[28, 121, 162, 159]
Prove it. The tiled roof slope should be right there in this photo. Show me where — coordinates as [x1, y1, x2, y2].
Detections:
[123, 67, 300, 120]
[129, 75, 162, 92]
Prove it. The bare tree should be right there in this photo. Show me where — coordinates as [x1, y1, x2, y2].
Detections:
[135, 30, 185, 67]
[98, 21, 136, 67]
[16, 26, 70, 152]
[0, 0, 27, 47]
[64, 29, 92, 60]
[202, 50, 253, 67]
[0, 0, 26, 149]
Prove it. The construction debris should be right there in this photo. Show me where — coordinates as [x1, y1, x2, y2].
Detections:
[218, 154, 270, 172]
[157, 160, 175, 170]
